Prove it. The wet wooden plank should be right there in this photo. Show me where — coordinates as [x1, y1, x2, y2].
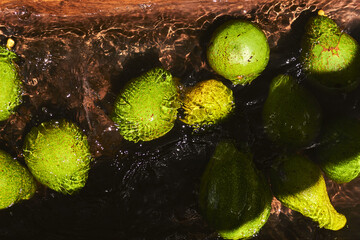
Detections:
[0, 0, 256, 17]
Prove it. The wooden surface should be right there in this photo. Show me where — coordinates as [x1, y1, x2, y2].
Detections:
[0, 0, 256, 17]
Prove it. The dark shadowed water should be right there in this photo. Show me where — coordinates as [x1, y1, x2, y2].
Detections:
[0, 0, 359, 239]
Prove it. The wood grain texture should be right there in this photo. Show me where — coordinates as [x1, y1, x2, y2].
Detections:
[0, 0, 256, 17]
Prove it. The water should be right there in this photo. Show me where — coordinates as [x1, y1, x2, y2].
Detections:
[0, 0, 359, 239]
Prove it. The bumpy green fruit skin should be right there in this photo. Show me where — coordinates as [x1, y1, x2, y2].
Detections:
[301, 15, 360, 91]
[207, 20, 270, 85]
[315, 117, 360, 183]
[180, 79, 234, 128]
[262, 74, 322, 148]
[270, 154, 346, 231]
[24, 119, 92, 195]
[199, 141, 272, 239]
[112, 67, 179, 143]
[0, 46, 22, 121]
[0, 150, 36, 209]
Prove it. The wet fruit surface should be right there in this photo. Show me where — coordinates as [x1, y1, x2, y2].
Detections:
[262, 74, 322, 148]
[0, 149, 36, 209]
[270, 154, 347, 231]
[199, 141, 272, 239]
[180, 79, 234, 128]
[315, 117, 360, 184]
[112, 67, 179, 142]
[0, 46, 22, 121]
[23, 119, 92, 194]
[207, 20, 270, 85]
[301, 15, 360, 91]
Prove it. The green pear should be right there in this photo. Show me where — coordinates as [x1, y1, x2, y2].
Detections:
[179, 79, 234, 128]
[0, 46, 22, 121]
[112, 67, 180, 142]
[262, 74, 322, 148]
[301, 11, 360, 91]
[207, 20, 270, 85]
[24, 119, 92, 195]
[315, 117, 360, 183]
[270, 154, 346, 231]
[0, 149, 36, 209]
[199, 141, 272, 239]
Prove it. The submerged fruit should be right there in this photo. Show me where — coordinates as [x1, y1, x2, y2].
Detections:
[23, 119, 92, 195]
[270, 154, 346, 231]
[0, 150, 36, 209]
[262, 74, 322, 148]
[301, 11, 360, 91]
[315, 117, 360, 183]
[199, 141, 272, 239]
[180, 79, 234, 128]
[0, 45, 22, 121]
[112, 67, 179, 142]
[207, 20, 270, 85]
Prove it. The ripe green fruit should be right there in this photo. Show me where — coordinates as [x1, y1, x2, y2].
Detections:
[270, 154, 346, 231]
[199, 141, 272, 239]
[301, 12, 360, 91]
[315, 117, 360, 183]
[0, 150, 36, 209]
[207, 20, 270, 85]
[262, 74, 322, 148]
[112, 67, 179, 142]
[0, 46, 22, 121]
[23, 119, 92, 195]
[180, 79, 234, 128]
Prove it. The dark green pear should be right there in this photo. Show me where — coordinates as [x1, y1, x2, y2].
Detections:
[270, 154, 346, 231]
[301, 11, 360, 91]
[199, 141, 272, 239]
[315, 117, 360, 183]
[262, 74, 322, 148]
